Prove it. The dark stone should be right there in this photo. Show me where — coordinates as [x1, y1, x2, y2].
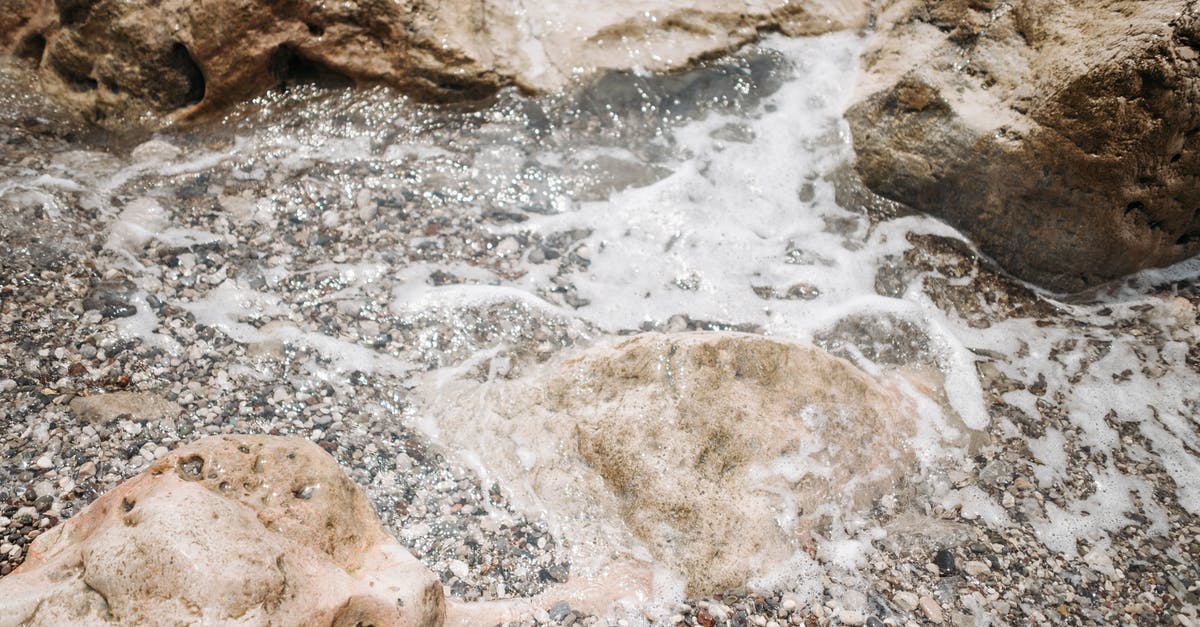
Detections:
[934, 548, 957, 576]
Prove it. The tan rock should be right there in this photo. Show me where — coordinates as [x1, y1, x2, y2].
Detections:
[68, 391, 180, 424]
[0, 0, 867, 125]
[0, 435, 444, 627]
[848, 0, 1200, 291]
[420, 332, 930, 595]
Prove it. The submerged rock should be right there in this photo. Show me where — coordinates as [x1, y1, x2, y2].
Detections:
[0, 435, 444, 626]
[847, 0, 1200, 292]
[421, 332, 942, 595]
[0, 0, 867, 125]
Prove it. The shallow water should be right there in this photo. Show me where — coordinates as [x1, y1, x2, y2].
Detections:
[1, 31, 1198, 624]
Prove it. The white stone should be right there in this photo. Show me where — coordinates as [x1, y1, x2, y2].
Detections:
[893, 591, 919, 612]
[963, 560, 991, 577]
[919, 596, 945, 624]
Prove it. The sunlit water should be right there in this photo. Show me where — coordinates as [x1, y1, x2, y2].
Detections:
[1, 31, 1198, 623]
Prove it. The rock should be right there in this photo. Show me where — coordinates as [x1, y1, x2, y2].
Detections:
[962, 560, 990, 577]
[933, 547, 957, 576]
[0, 0, 867, 125]
[421, 332, 934, 595]
[847, 0, 1200, 291]
[918, 596, 945, 624]
[0, 0, 52, 62]
[0, 435, 444, 627]
[81, 279, 138, 319]
[68, 391, 180, 425]
[893, 591, 919, 613]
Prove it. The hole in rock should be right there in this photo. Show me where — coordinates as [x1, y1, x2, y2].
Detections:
[270, 45, 353, 89]
[1125, 201, 1147, 216]
[167, 43, 206, 107]
[57, 0, 94, 25]
[1178, 230, 1200, 246]
[16, 34, 46, 62]
[177, 454, 205, 481]
[305, 21, 324, 36]
[1172, 153, 1183, 163]
[121, 497, 135, 513]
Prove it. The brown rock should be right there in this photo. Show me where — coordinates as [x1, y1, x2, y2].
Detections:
[848, 0, 1200, 291]
[0, 435, 444, 627]
[420, 332, 935, 595]
[0, 0, 867, 125]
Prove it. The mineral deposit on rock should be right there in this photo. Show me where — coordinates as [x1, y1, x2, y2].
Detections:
[848, 0, 1200, 291]
[0, 435, 445, 627]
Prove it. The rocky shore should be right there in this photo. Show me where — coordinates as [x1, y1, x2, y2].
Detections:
[0, 1, 1198, 625]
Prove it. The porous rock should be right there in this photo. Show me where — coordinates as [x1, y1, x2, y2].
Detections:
[422, 332, 925, 595]
[0, 434, 444, 627]
[0, 0, 868, 125]
[848, 0, 1200, 291]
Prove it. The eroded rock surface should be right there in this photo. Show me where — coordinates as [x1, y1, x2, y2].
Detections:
[0, 435, 444, 627]
[0, 0, 867, 125]
[848, 0, 1200, 291]
[421, 332, 938, 595]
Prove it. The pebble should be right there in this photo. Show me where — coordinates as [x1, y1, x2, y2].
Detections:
[962, 560, 990, 576]
[919, 596, 945, 624]
[837, 609, 866, 626]
[34, 456, 52, 469]
[893, 591, 919, 613]
[933, 548, 956, 576]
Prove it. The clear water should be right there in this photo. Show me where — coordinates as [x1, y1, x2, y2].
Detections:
[1, 30, 1198, 623]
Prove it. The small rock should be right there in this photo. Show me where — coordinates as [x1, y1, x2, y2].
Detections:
[77, 461, 97, 479]
[933, 548, 956, 576]
[838, 609, 866, 626]
[893, 591, 919, 612]
[448, 559, 470, 579]
[549, 600, 571, 622]
[918, 596, 944, 624]
[962, 560, 990, 577]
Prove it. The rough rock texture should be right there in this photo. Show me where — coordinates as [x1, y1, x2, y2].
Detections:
[0, 435, 444, 627]
[0, 0, 867, 125]
[848, 0, 1200, 291]
[422, 332, 929, 595]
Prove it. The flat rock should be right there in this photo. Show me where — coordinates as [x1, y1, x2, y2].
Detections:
[0, 434, 444, 627]
[421, 332, 933, 595]
[68, 391, 180, 424]
[847, 0, 1200, 291]
[0, 0, 867, 125]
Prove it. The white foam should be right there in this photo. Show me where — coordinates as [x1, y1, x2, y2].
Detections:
[184, 281, 412, 375]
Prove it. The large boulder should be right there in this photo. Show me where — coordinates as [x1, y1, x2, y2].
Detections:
[0, 435, 444, 627]
[420, 332, 941, 595]
[848, 0, 1200, 292]
[0, 0, 867, 125]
